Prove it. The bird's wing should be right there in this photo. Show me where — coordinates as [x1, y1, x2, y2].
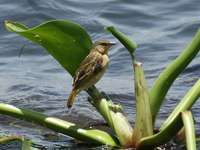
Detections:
[73, 52, 103, 90]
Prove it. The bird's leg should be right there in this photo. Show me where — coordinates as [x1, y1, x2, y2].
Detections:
[85, 85, 105, 100]
[87, 92, 105, 106]
[85, 89, 104, 100]
[85, 88, 96, 99]
[86, 86, 113, 107]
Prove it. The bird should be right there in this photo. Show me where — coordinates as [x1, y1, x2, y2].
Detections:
[67, 40, 116, 108]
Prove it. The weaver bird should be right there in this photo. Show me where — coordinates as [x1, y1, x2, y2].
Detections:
[67, 40, 116, 108]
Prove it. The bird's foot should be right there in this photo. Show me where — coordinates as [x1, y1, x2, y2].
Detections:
[86, 89, 105, 100]
[94, 93, 105, 100]
[86, 90, 106, 106]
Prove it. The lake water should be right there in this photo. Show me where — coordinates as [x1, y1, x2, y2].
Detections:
[0, 0, 200, 149]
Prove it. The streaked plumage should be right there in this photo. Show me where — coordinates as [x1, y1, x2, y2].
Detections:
[67, 40, 116, 108]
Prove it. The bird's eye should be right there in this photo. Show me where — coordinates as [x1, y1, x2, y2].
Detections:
[100, 43, 107, 46]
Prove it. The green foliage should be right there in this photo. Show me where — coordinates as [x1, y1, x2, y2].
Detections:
[181, 111, 196, 150]
[161, 79, 200, 130]
[149, 29, 200, 125]
[88, 87, 134, 148]
[5, 19, 93, 76]
[104, 26, 137, 59]
[22, 138, 33, 150]
[3, 19, 200, 149]
[0, 103, 120, 147]
[133, 63, 153, 149]
[0, 136, 23, 144]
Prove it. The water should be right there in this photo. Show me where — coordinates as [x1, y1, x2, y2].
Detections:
[0, 0, 200, 149]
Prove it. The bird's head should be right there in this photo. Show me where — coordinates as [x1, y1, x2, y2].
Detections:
[90, 40, 116, 54]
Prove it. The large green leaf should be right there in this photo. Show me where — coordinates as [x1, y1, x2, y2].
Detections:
[5, 19, 93, 76]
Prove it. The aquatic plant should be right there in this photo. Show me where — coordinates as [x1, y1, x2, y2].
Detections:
[2, 19, 200, 149]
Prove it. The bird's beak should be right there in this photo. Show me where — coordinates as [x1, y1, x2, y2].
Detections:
[108, 42, 116, 46]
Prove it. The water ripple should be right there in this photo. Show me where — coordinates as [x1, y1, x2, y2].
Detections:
[1, 0, 200, 149]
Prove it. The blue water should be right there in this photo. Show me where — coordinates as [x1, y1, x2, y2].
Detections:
[0, 0, 200, 149]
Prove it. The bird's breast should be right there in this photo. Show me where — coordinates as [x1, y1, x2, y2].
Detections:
[101, 54, 109, 68]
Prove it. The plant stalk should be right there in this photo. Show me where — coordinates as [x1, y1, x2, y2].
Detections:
[181, 111, 196, 150]
[150, 29, 200, 126]
[0, 103, 120, 147]
[133, 62, 153, 149]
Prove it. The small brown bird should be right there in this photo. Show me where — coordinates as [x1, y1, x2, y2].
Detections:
[67, 40, 116, 108]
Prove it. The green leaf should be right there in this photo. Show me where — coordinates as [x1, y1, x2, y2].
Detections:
[104, 26, 137, 54]
[149, 29, 200, 125]
[138, 79, 200, 149]
[160, 79, 200, 130]
[5, 19, 93, 76]
[22, 138, 32, 150]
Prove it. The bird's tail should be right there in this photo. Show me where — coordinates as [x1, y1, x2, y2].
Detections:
[67, 90, 77, 108]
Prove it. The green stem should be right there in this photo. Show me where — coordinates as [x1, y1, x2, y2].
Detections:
[0, 103, 120, 147]
[181, 111, 196, 150]
[133, 62, 153, 149]
[87, 86, 134, 148]
[138, 79, 200, 149]
[0, 136, 23, 144]
[160, 79, 200, 130]
[150, 29, 200, 125]
[104, 26, 137, 54]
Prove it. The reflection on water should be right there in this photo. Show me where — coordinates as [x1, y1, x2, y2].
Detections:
[0, 0, 200, 149]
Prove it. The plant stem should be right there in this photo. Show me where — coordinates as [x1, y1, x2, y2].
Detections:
[181, 111, 196, 150]
[150, 29, 200, 126]
[133, 62, 153, 149]
[104, 26, 137, 54]
[87, 86, 134, 148]
[138, 79, 200, 149]
[0, 136, 23, 144]
[160, 79, 200, 130]
[0, 103, 120, 147]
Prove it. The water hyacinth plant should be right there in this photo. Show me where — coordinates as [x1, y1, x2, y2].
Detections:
[1, 19, 200, 149]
